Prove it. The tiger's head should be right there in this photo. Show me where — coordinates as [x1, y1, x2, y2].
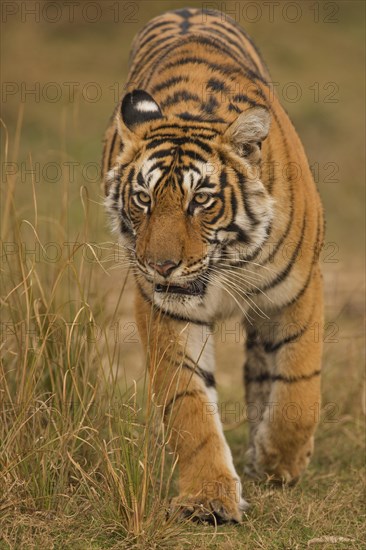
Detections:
[105, 90, 274, 318]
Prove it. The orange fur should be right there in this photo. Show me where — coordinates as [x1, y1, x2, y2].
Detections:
[103, 8, 324, 523]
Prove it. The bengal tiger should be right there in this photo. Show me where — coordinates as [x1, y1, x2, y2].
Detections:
[102, 8, 324, 524]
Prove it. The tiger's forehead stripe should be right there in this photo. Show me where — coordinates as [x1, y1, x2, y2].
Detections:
[136, 130, 221, 197]
[182, 169, 203, 193]
[148, 124, 221, 137]
[140, 158, 163, 187]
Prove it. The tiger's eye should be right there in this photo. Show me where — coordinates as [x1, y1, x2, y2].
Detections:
[137, 191, 151, 204]
[194, 192, 210, 205]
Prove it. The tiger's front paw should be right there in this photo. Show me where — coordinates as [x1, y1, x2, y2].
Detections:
[170, 476, 248, 524]
[246, 430, 314, 484]
[170, 494, 247, 524]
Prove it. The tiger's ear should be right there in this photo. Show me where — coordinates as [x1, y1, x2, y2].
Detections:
[120, 89, 163, 133]
[224, 106, 270, 163]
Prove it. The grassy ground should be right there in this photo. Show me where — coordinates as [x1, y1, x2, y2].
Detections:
[1, 1, 365, 548]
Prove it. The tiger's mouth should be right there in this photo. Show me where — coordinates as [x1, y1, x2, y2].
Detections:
[154, 278, 207, 296]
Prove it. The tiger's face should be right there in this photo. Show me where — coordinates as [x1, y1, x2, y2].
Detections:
[105, 90, 274, 313]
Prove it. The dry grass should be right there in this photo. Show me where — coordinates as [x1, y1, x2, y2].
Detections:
[1, 1, 365, 548]
[0, 112, 187, 548]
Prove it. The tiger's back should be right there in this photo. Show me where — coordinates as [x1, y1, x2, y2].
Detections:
[103, 9, 270, 170]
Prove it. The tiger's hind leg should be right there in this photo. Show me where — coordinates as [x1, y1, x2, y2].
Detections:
[243, 268, 323, 483]
[243, 327, 273, 478]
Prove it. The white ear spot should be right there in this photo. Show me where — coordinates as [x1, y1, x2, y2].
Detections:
[135, 100, 160, 113]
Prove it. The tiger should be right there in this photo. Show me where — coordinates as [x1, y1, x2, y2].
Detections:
[102, 8, 324, 524]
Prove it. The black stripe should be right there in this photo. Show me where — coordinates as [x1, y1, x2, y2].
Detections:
[158, 56, 241, 77]
[228, 103, 242, 114]
[108, 130, 117, 170]
[209, 23, 266, 82]
[224, 222, 250, 244]
[244, 369, 320, 384]
[130, 35, 178, 82]
[131, 34, 177, 75]
[263, 321, 309, 353]
[206, 195, 226, 226]
[185, 163, 202, 177]
[151, 76, 188, 94]
[136, 172, 145, 188]
[245, 326, 260, 350]
[241, 241, 265, 263]
[233, 94, 259, 108]
[160, 90, 201, 109]
[254, 86, 268, 102]
[256, 108, 295, 266]
[190, 139, 213, 154]
[145, 138, 175, 150]
[178, 33, 260, 80]
[177, 112, 225, 123]
[188, 435, 211, 461]
[179, 148, 206, 163]
[137, 32, 159, 52]
[203, 24, 255, 66]
[147, 148, 174, 161]
[201, 95, 219, 115]
[136, 19, 175, 42]
[174, 8, 194, 18]
[235, 170, 260, 225]
[145, 136, 212, 155]
[212, 15, 270, 78]
[120, 217, 134, 237]
[176, 8, 192, 34]
[150, 160, 167, 172]
[267, 140, 275, 194]
[102, 139, 108, 176]
[126, 166, 135, 184]
[206, 77, 229, 93]
[149, 124, 221, 135]
[182, 362, 216, 388]
[164, 389, 201, 417]
[262, 187, 294, 266]
[282, 266, 314, 310]
[219, 167, 228, 192]
[246, 292, 316, 353]
[255, 214, 307, 293]
[199, 175, 216, 188]
[280, 213, 321, 309]
[111, 169, 122, 204]
[146, 132, 218, 143]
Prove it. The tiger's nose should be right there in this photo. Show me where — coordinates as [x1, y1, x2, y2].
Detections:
[148, 260, 179, 277]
